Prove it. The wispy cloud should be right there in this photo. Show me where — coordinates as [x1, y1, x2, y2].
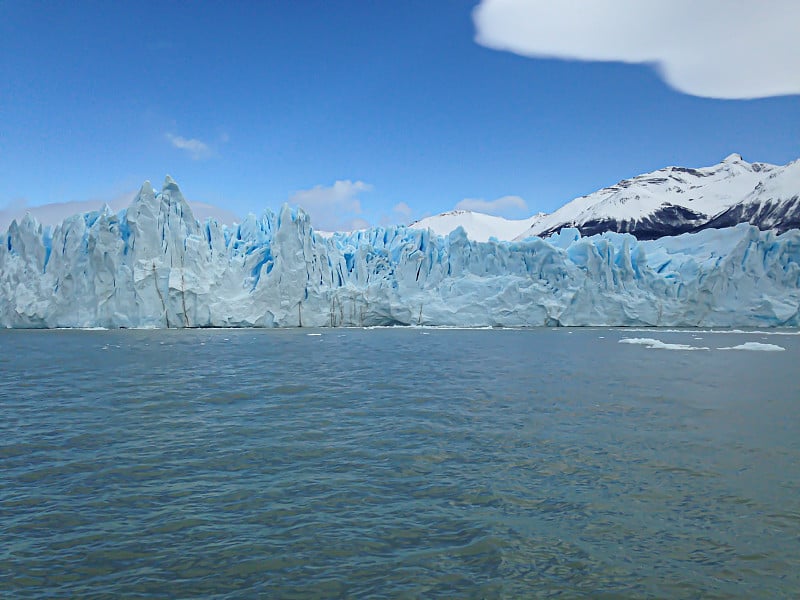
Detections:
[379, 201, 415, 227]
[0, 188, 240, 232]
[0, 192, 136, 232]
[455, 195, 528, 217]
[183, 201, 240, 225]
[288, 180, 373, 231]
[166, 133, 214, 160]
[392, 202, 412, 220]
[473, 0, 800, 99]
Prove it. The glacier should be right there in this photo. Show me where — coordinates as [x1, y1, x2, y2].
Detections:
[1, 177, 799, 329]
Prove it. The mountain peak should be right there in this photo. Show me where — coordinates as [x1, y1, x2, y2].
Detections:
[524, 154, 796, 240]
[410, 210, 537, 242]
[722, 153, 744, 164]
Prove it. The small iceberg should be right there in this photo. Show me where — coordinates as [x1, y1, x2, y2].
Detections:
[619, 338, 709, 351]
[717, 342, 785, 352]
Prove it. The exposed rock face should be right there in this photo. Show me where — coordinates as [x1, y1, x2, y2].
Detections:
[515, 155, 800, 241]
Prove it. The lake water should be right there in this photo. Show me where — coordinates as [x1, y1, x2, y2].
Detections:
[1, 327, 799, 598]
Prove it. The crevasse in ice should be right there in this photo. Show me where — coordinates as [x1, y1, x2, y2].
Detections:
[1, 178, 799, 328]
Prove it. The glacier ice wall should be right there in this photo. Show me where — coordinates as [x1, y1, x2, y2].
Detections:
[2, 178, 799, 328]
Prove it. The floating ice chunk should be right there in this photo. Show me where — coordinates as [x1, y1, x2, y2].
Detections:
[620, 328, 800, 335]
[717, 342, 785, 351]
[619, 338, 710, 350]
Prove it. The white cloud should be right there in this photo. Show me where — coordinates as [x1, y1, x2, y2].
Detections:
[1, 189, 240, 232]
[455, 194, 528, 216]
[0, 192, 136, 232]
[473, 0, 800, 99]
[166, 133, 213, 160]
[379, 201, 415, 227]
[392, 202, 412, 219]
[346, 217, 372, 232]
[182, 201, 240, 225]
[288, 180, 373, 231]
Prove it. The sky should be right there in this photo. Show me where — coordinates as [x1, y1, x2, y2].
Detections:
[1, 0, 798, 231]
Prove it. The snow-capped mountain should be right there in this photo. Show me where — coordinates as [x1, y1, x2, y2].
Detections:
[701, 158, 800, 233]
[511, 154, 799, 240]
[409, 210, 546, 242]
[410, 155, 799, 243]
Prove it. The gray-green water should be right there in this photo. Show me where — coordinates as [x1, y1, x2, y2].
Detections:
[1, 328, 799, 598]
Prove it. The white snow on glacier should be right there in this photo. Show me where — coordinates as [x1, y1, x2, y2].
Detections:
[1, 177, 799, 328]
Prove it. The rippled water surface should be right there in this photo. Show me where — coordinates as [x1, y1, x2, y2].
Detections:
[1, 327, 799, 598]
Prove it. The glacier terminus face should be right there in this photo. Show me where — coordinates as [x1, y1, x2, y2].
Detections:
[1, 178, 799, 328]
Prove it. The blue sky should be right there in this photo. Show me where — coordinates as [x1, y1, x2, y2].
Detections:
[1, 0, 798, 230]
